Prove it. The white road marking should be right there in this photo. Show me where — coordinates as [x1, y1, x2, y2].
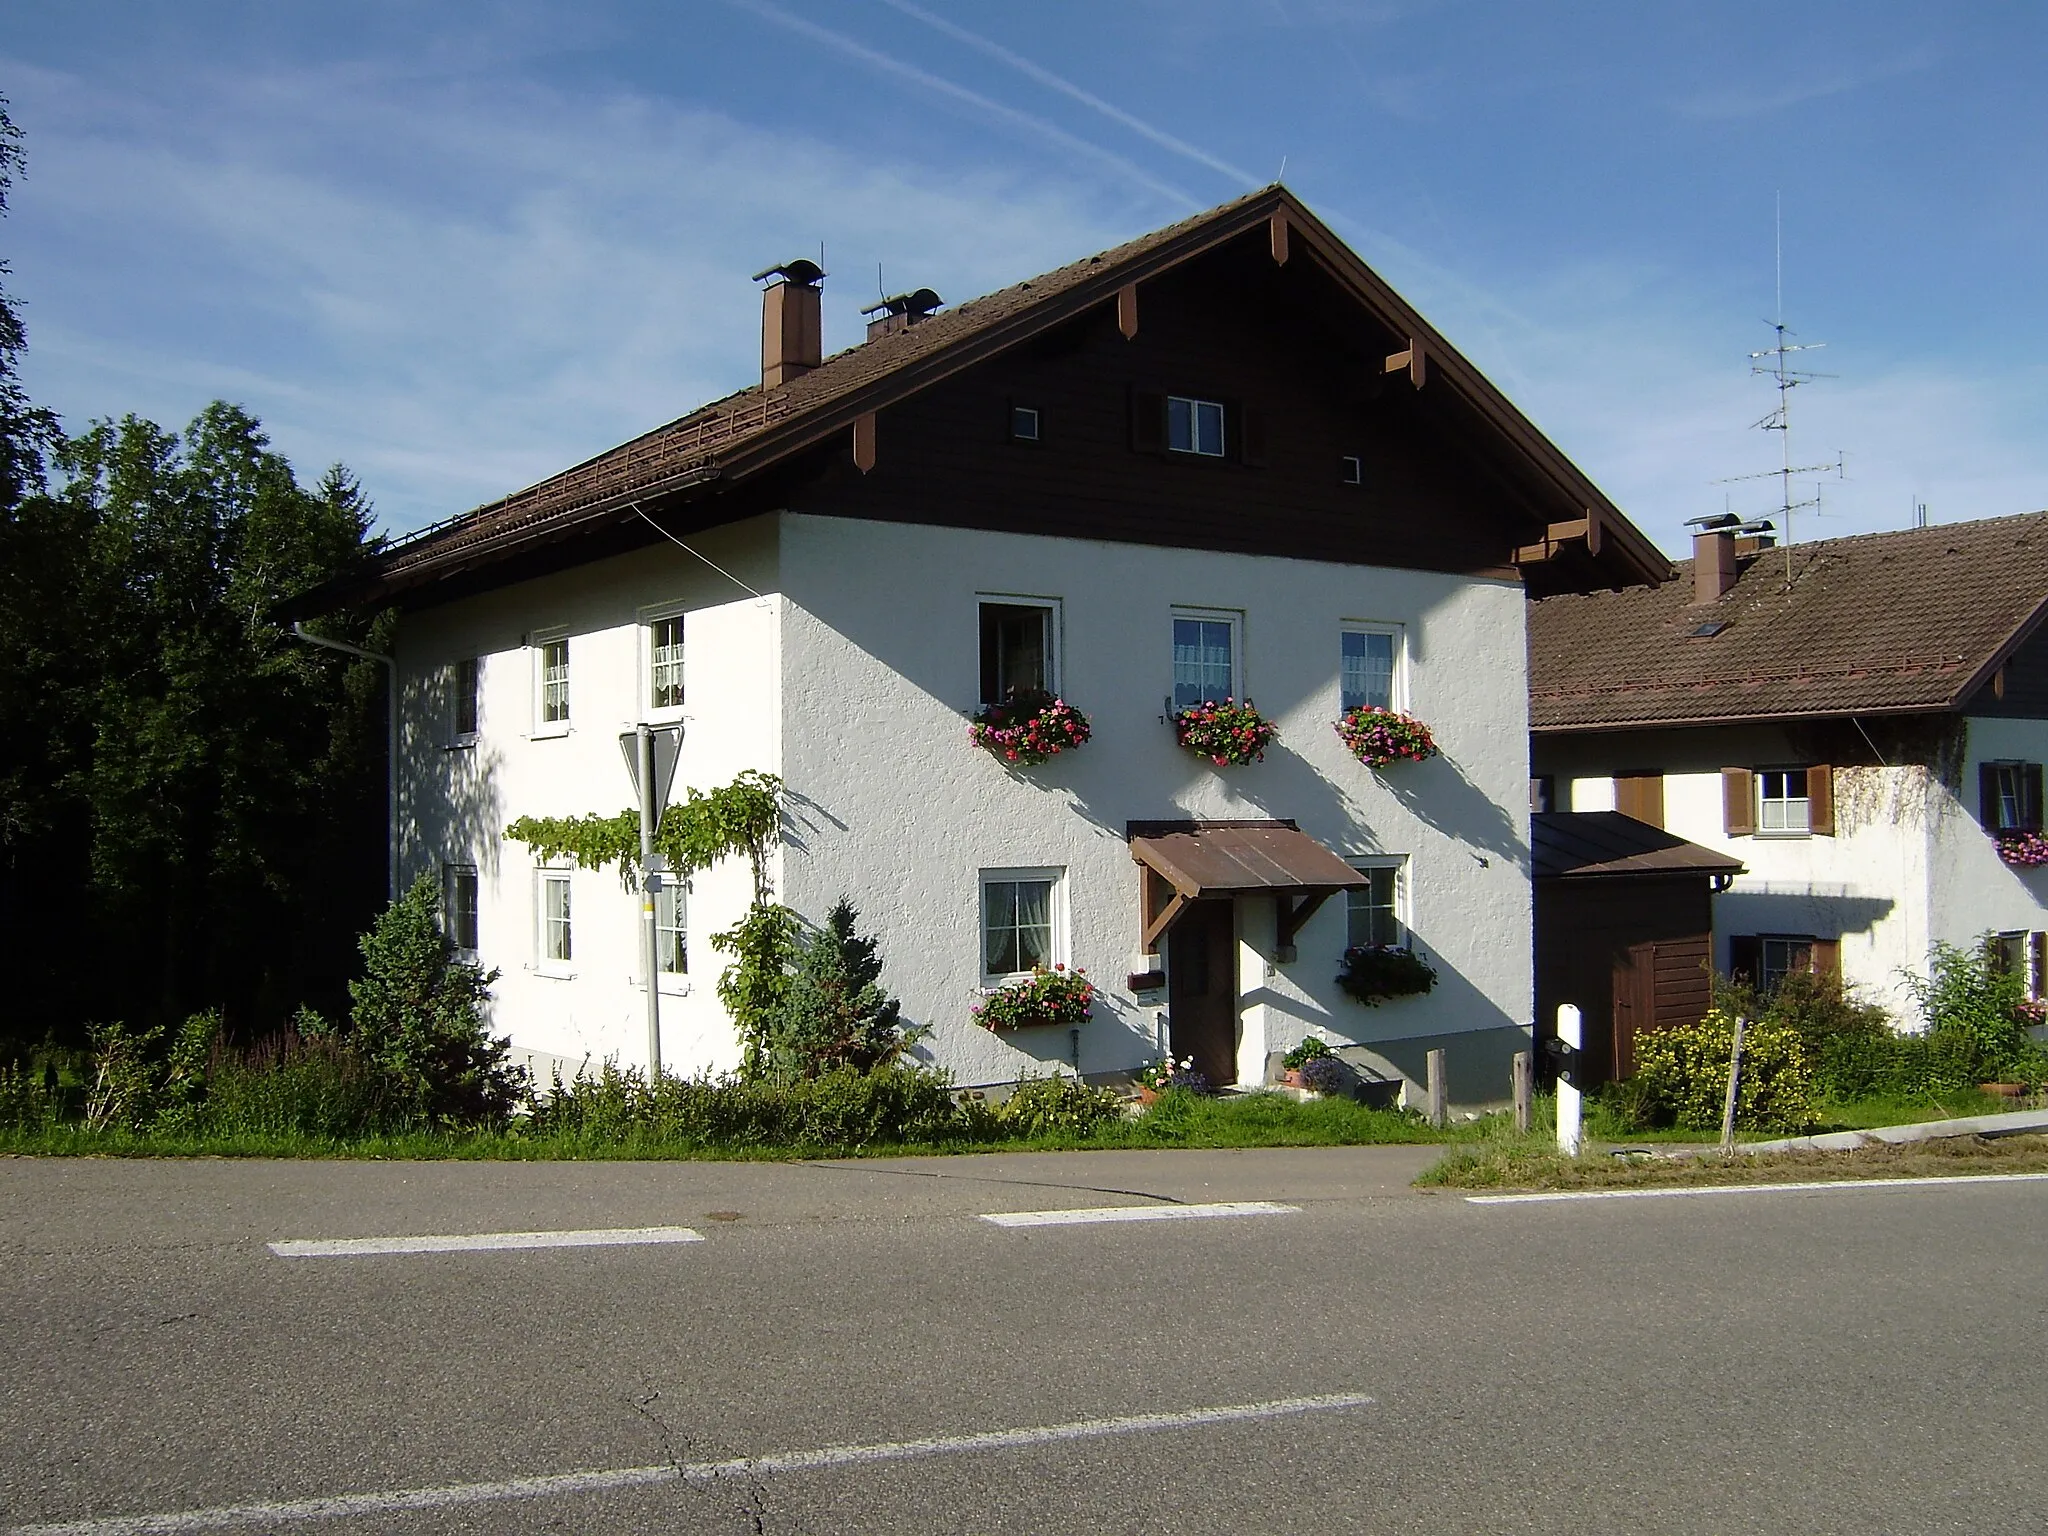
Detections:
[266, 1225, 704, 1257]
[6, 1392, 1378, 1536]
[979, 1200, 1298, 1227]
[1467, 1171, 2048, 1205]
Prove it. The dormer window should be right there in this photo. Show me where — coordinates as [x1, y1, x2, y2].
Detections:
[1167, 396, 1225, 457]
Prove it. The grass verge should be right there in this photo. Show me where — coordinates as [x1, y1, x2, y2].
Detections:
[1417, 1133, 2048, 1191]
[0, 1091, 1475, 1161]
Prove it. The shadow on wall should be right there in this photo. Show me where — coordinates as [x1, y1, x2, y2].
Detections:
[1712, 891, 1896, 942]
[1381, 752, 1528, 873]
[398, 666, 507, 882]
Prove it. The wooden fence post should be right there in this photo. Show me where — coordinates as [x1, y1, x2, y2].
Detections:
[1512, 1050, 1532, 1134]
[1719, 1014, 1749, 1151]
[1425, 1048, 1447, 1128]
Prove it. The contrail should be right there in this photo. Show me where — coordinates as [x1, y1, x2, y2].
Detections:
[875, 0, 1260, 189]
[727, 0, 1197, 208]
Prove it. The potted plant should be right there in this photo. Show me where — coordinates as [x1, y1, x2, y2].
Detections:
[1279, 1035, 1332, 1088]
[1171, 698, 1277, 766]
[1336, 944, 1438, 1005]
[1334, 705, 1438, 769]
[1134, 1055, 1208, 1104]
[973, 965, 1095, 1031]
[969, 689, 1092, 766]
[1995, 831, 2048, 868]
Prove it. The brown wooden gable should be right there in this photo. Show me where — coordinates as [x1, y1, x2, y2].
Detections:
[792, 235, 1566, 579]
[295, 187, 1669, 617]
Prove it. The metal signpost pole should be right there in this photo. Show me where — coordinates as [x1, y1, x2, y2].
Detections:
[637, 724, 661, 1078]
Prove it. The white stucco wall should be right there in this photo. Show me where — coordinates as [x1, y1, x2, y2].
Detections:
[1932, 717, 2048, 975]
[774, 513, 1534, 1096]
[393, 517, 782, 1079]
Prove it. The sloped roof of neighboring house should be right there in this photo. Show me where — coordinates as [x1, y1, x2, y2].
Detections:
[1531, 812, 1745, 880]
[301, 184, 1667, 612]
[1528, 511, 2048, 732]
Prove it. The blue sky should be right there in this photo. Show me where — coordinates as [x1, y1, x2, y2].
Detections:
[5, 1, 2044, 553]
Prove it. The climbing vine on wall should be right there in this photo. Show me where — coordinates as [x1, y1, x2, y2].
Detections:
[505, 770, 791, 1072]
[504, 769, 782, 901]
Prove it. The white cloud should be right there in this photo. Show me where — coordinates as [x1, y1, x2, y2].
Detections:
[6, 54, 1135, 533]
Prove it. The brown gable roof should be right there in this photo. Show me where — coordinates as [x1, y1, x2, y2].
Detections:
[1529, 511, 2048, 732]
[1532, 812, 1745, 880]
[323, 186, 1667, 610]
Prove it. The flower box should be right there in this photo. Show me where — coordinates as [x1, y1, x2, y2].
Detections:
[1336, 944, 1438, 1006]
[969, 690, 1092, 766]
[973, 966, 1095, 1031]
[1170, 698, 1276, 766]
[1334, 705, 1438, 769]
[1996, 831, 2048, 867]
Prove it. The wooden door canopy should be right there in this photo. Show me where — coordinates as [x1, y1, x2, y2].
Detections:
[1128, 818, 1369, 952]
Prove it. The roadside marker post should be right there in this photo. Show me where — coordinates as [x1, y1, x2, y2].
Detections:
[1555, 1005, 1583, 1156]
[619, 724, 683, 1077]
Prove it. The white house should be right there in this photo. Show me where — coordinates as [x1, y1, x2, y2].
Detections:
[308, 188, 1667, 1102]
[1530, 511, 2048, 1042]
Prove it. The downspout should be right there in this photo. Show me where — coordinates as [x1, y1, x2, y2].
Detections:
[292, 622, 398, 899]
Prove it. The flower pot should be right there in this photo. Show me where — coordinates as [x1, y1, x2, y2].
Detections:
[1280, 1068, 1305, 1089]
[1135, 1083, 1162, 1106]
[1980, 1082, 2026, 1102]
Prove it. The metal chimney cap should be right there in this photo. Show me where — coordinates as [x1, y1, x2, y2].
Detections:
[861, 287, 943, 319]
[1684, 513, 1743, 530]
[752, 259, 826, 287]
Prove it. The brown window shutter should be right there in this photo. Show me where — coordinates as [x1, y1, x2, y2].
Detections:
[1130, 389, 1165, 453]
[1239, 405, 1268, 466]
[1722, 768, 1755, 836]
[1616, 772, 1665, 828]
[2028, 763, 2044, 832]
[2031, 932, 2046, 998]
[1810, 938, 1839, 976]
[1806, 765, 1835, 836]
[1727, 935, 1761, 985]
[1978, 761, 2000, 830]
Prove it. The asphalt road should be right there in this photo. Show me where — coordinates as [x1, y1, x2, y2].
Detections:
[2, 1147, 2043, 1535]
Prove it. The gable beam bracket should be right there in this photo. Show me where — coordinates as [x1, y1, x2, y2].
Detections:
[1384, 338, 1426, 388]
[1513, 514, 1606, 567]
[852, 412, 877, 474]
[1116, 283, 1139, 341]
[1269, 211, 1290, 266]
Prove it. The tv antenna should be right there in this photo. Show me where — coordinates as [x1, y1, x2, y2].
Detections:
[1711, 195, 1844, 588]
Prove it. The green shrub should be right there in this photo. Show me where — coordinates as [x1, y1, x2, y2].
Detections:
[196, 1029, 400, 1139]
[1631, 1010, 1817, 1133]
[753, 900, 908, 1082]
[1905, 940, 2045, 1089]
[992, 1073, 1123, 1138]
[0, 1061, 57, 1131]
[339, 873, 522, 1124]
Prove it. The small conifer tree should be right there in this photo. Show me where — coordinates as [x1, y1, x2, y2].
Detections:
[755, 899, 906, 1082]
[344, 873, 523, 1122]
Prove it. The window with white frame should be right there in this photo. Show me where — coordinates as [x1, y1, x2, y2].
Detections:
[1010, 404, 1042, 443]
[442, 863, 478, 955]
[1993, 931, 2029, 989]
[1989, 763, 2042, 832]
[1339, 625, 1399, 714]
[1756, 769, 1811, 835]
[1171, 610, 1240, 709]
[1166, 395, 1226, 457]
[533, 631, 570, 731]
[537, 870, 573, 967]
[451, 658, 480, 741]
[1346, 860, 1406, 950]
[979, 597, 1059, 705]
[656, 876, 687, 976]
[980, 868, 1063, 981]
[648, 614, 685, 713]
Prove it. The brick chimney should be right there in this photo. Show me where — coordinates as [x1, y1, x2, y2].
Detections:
[1686, 514, 1745, 604]
[754, 260, 824, 389]
[861, 287, 944, 341]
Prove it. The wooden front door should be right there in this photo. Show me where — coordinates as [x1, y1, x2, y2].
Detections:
[1609, 941, 1657, 1083]
[1168, 899, 1239, 1086]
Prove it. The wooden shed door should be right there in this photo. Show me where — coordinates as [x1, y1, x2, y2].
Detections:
[1610, 942, 1659, 1081]
[1168, 899, 1239, 1086]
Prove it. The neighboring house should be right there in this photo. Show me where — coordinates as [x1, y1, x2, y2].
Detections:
[1530, 511, 2048, 1029]
[301, 186, 1665, 1101]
